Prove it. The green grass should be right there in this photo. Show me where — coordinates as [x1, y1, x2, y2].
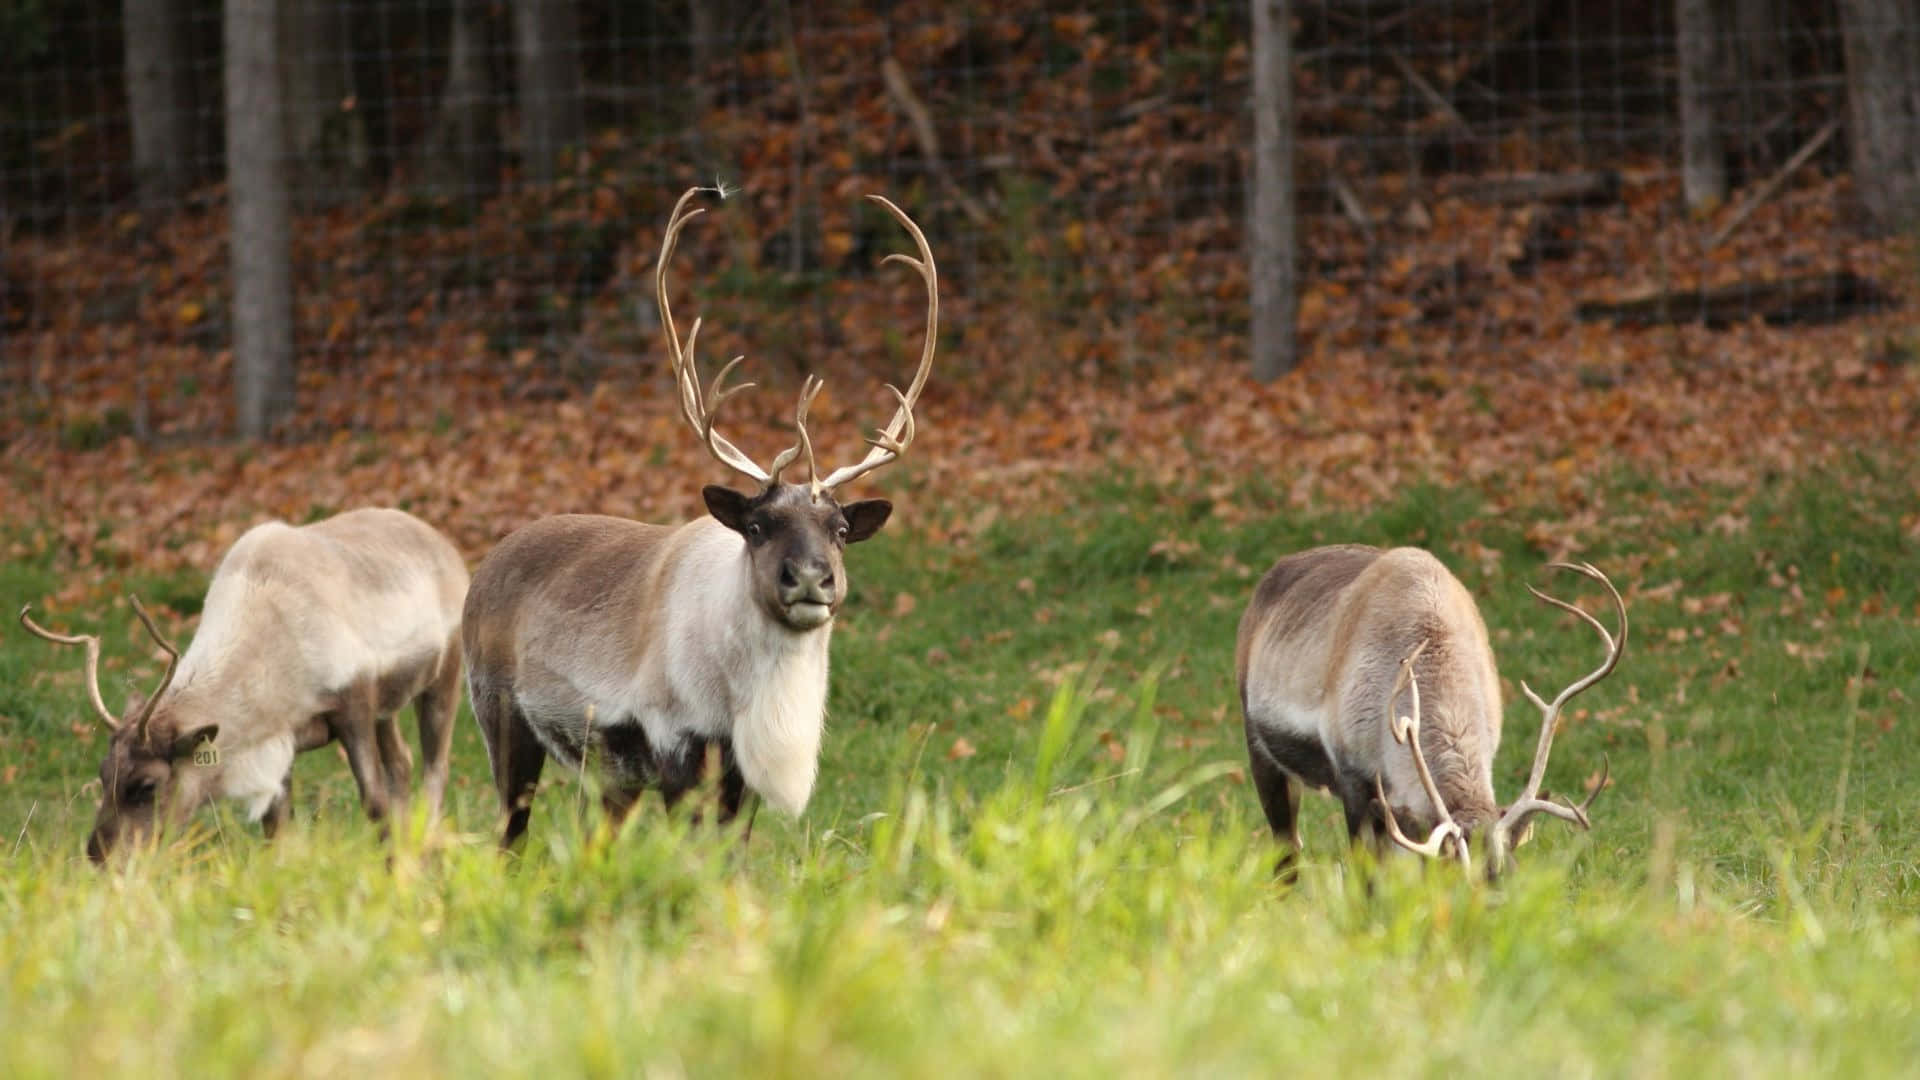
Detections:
[2, 465, 1917, 1076]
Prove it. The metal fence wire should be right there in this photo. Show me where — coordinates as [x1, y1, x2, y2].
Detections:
[0, 1, 1900, 441]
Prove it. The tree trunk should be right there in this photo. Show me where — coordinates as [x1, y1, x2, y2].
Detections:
[1725, 0, 1786, 171]
[1248, 0, 1298, 381]
[514, 0, 584, 183]
[122, 0, 198, 209]
[1677, 0, 1726, 211]
[226, 0, 296, 439]
[281, 0, 367, 206]
[1840, 0, 1920, 228]
[421, 0, 502, 195]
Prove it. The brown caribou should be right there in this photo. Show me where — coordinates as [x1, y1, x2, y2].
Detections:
[463, 187, 939, 847]
[1237, 547, 1624, 877]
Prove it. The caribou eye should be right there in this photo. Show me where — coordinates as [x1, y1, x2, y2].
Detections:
[123, 778, 158, 806]
[747, 522, 764, 543]
[835, 525, 849, 543]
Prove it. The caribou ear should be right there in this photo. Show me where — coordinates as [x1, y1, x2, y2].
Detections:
[841, 499, 893, 543]
[168, 725, 219, 762]
[704, 486, 755, 535]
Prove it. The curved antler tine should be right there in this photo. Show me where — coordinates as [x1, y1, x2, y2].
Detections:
[700, 380, 756, 448]
[1375, 639, 1470, 869]
[798, 374, 824, 492]
[675, 317, 706, 419]
[126, 595, 180, 744]
[1386, 640, 1458, 837]
[1526, 587, 1618, 657]
[767, 374, 825, 488]
[1376, 774, 1472, 869]
[654, 190, 708, 371]
[1386, 638, 1429, 743]
[19, 604, 119, 730]
[861, 384, 914, 455]
[878, 250, 930, 276]
[767, 447, 799, 483]
[1576, 754, 1610, 817]
[1534, 562, 1629, 654]
[704, 354, 755, 410]
[1492, 565, 1627, 866]
[816, 195, 939, 493]
[656, 186, 775, 486]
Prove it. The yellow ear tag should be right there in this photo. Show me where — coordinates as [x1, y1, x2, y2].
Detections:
[192, 738, 221, 767]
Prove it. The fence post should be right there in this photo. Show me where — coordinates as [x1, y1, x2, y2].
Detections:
[226, 0, 296, 439]
[1249, 0, 1298, 382]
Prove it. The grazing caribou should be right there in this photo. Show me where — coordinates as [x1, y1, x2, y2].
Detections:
[1236, 546, 1624, 877]
[463, 187, 938, 848]
[23, 508, 469, 861]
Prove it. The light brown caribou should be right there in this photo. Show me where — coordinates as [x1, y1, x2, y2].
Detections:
[1236, 546, 1624, 877]
[462, 186, 938, 848]
[22, 508, 469, 861]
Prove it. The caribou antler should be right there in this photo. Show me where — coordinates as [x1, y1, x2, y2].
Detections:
[1486, 562, 1626, 870]
[767, 374, 824, 486]
[811, 194, 939, 494]
[19, 604, 118, 730]
[20, 595, 182, 740]
[125, 594, 181, 744]
[656, 187, 774, 486]
[655, 189, 939, 496]
[1376, 639, 1473, 871]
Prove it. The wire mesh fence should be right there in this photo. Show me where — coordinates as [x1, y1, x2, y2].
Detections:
[0, 1, 1902, 443]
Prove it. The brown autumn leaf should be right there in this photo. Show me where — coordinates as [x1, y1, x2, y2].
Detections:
[1680, 592, 1734, 616]
[2, 8, 1913, 604]
[946, 737, 977, 761]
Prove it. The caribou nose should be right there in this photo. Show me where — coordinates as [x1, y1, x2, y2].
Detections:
[86, 830, 106, 864]
[780, 557, 836, 606]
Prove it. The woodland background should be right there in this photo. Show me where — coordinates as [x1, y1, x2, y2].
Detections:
[2, 6, 1919, 1072]
[2, 0, 1916, 591]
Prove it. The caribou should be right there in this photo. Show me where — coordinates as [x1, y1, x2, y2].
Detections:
[462, 186, 938, 847]
[1236, 546, 1625, 877]
[22, 508, 469, 861]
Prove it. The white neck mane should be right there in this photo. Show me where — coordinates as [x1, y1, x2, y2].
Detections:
[652, 521, 833, 814]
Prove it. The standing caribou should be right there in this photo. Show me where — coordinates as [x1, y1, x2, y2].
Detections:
[1236, 546, 1625, 877]
[462, 187, 938, 848]
[22, 508, 469, 861]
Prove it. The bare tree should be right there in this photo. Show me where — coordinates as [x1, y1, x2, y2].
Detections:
[226, 0, 295, 439]
[122, 0, 198, 209]
[281, 0, 367, 205]
[421, 0, 503, 195]
[1840, 0, 1920, 228]
[1248, 0, 1298, 381]
[514, 0, 584, 183]
[1677, 0, 1726, 211]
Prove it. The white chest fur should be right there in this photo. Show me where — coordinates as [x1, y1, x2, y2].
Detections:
[204, 732, 297, 821]
[522, 523, 836, 815]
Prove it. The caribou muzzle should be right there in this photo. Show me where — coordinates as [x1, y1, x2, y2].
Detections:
[779, 556, 837, 628]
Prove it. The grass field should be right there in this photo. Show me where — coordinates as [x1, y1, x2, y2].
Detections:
[2, 462, 1916, 1077]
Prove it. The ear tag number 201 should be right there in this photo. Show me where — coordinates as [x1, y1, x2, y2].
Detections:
[193, 738, 221, 767]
